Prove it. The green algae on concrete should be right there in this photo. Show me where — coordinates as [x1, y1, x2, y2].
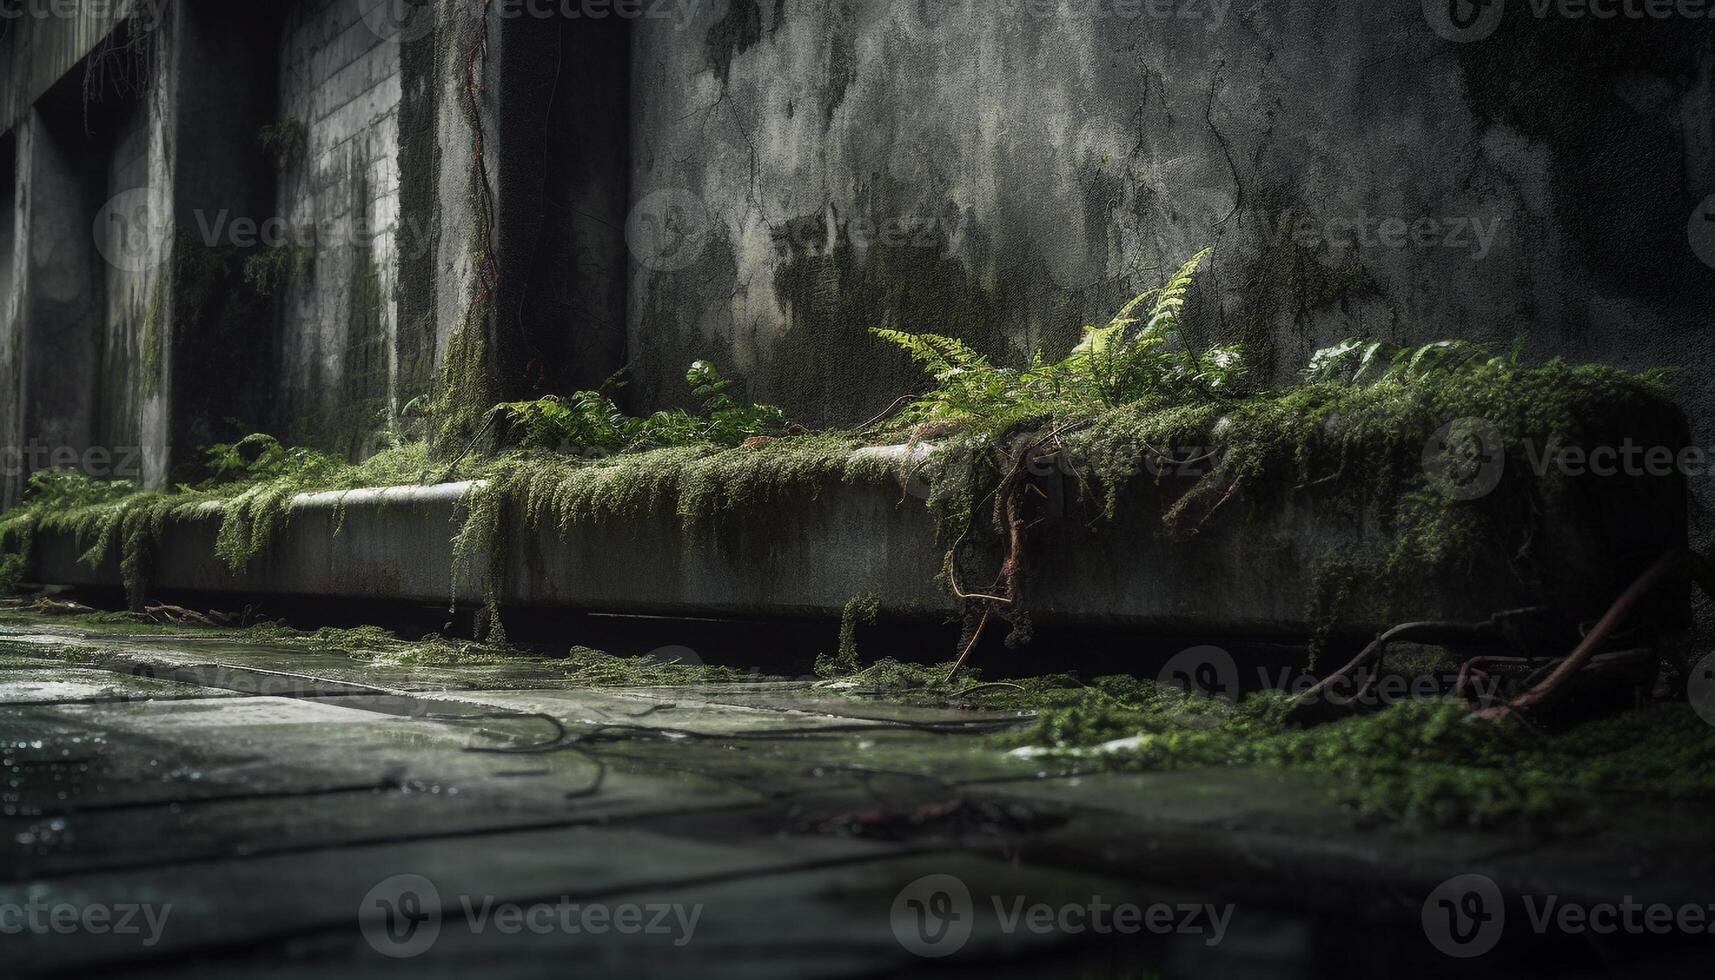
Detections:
[1001, 680, 1715, 832]
[3, 606, 1710, 835]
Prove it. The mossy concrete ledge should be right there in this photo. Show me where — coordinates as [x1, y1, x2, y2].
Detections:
[22, 443, 1688, 635]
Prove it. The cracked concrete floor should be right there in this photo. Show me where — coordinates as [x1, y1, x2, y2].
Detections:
[2, 623, 1712, 979]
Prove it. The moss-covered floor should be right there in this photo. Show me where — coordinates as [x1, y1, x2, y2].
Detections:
[3, 610, 1712, 978]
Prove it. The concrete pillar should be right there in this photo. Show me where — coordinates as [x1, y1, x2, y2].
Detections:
[156, 0, 283, 475]
[15, 104, 106, 487]
[0, 130, 20, 508]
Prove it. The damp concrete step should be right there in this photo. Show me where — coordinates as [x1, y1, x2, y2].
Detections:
[22, 440, 1688, 635]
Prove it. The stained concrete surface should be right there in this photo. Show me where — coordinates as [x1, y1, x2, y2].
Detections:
[2, 621, 1712, 978]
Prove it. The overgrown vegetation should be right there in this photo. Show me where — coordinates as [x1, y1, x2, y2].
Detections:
[492, 361, 787, 455]
[6, 0, 1692, 840]
[816, 592, 880, 678]
[995, 679, 1715, 830]
[873, 249, 1242, 436]
[0, 247, 1687, 836]
[140, 278, 166, 399]
[242, 244, 314, 297]
[0, 437, 442, 607]
[257, 119, 307, 166]
[872, 250, 1674, 657]
[0, 247, 1677, 656]
[5, 594, 1705, 832]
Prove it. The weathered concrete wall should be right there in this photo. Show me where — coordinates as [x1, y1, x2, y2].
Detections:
[273, 0, 402, 457]
[3, 2, 1712, 565]
[626, 4, 1715, 437]
[0, 131, 18, 508]
[0, 0, 131, 133]
[16, 96, 108, 477]
[95, 97, 156, 456]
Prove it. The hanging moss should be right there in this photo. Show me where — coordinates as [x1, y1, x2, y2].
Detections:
[0, 554, 22, 596]
[430, 313, 499, 454]
[241, 244, 314, 298]
[816, 592, 880, 678]
[449, 433, 892, 637]
[0, 349, 1676, 638]
[139, 277, 166, 400]
[257, 118, 307, 166]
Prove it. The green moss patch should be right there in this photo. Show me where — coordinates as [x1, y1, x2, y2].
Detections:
[999, 680, 1715, 831]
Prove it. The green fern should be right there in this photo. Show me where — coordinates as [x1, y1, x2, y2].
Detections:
[496, 362, 785, 455]
[875, 247, 1233, 429]
[870, 330, 990, 382]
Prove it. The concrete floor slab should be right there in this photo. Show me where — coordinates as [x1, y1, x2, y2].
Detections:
[2, 621, 1710, 978]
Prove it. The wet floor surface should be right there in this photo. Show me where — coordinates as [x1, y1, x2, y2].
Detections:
[2, 623, 1712, 978]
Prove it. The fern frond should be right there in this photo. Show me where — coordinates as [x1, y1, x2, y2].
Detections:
[1143, 247, 1211, 336]
[871, 328, 992, 380]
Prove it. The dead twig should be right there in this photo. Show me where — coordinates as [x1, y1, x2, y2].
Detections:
[1480, 550, 1702, 723]
[1293, 619, 1478, 711]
